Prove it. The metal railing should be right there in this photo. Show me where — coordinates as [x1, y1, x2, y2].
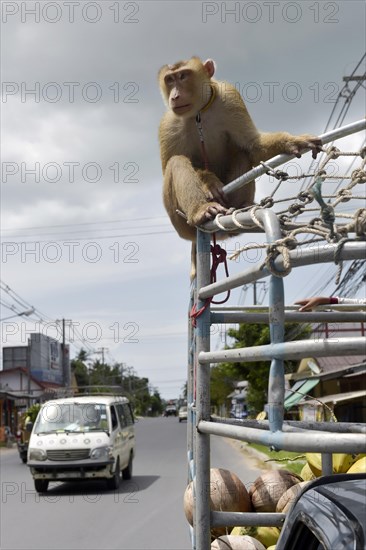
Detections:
[186, 119, 366, 549]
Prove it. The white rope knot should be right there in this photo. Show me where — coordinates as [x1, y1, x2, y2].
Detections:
[297, 191, 314, 204]
[328, 146, 341, 159]
[351, 168, 366, 184]
[259, 197, 274, 208]
[263, 239, 293, 278]
[354, 208, 366, 236]
[264, 243, 292, 277]
[336, 189, 352, 202]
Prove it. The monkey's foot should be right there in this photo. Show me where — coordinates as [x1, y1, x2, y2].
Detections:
[191, 202, 230, 226]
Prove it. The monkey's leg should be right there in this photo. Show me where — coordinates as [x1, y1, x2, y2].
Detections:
[224, 153, 255, 209]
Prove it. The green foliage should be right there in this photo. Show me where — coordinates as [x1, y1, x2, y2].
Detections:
[25, 403, 41, 423]
[211, 322, 311, 415]
[70, 350, 163, 416]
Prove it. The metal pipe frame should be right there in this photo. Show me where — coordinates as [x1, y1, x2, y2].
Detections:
[187, 287, 195, 482]
[199, 241, 365, 299]
[198, 421, 366, 454]
[223, 118, 366, 196]
[259, 209, 286, 432]
[210, 417, 366, 434]
[211, 511, 286, 528]
[211, 311, 366, 324]
[194, 230, 212, 550]
[186, 121, 366, 548]
[199, 337, 366, 364]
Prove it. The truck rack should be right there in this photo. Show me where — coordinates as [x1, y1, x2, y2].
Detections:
[186, 119, 366, 549]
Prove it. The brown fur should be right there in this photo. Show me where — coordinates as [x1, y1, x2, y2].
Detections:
[158, 57, 322, 277]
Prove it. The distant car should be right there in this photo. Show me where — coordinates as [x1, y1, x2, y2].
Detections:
[164, 405, 177, 417]
[178, 406, 188, 422]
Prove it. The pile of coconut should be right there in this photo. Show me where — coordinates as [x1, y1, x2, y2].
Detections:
[184, 467, 302, 549]
[184, 454, 365, 549]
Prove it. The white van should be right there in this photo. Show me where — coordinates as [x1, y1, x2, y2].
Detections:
[27, 395, 135, 493]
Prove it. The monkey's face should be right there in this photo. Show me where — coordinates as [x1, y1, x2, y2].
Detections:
[159, 58, 216, 119]
[163, 69, 200, 118]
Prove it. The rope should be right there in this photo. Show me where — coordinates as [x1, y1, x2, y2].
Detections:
[188, 140, 365, 301]
[262, 237, 294, 277]
[190, 235, 231, 326]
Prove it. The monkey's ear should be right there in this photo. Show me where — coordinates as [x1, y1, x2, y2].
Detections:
[203, 59, 216, 78]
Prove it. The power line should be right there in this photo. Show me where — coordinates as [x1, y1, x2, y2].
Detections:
[1, 215, 170, 233]
[1, 229, 174, 243]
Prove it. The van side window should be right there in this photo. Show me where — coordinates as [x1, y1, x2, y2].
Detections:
[123, 404, 134, 425]
[116, 404, 127, 428]
[110, 406, 118, 430]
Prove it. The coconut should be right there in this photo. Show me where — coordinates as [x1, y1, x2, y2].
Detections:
[249, 469, 302, 513]
[183, 481, 194, 526]
[276, 480, 309, 513]
[211, 535, 266, 549]
[184, 468, 252, 537]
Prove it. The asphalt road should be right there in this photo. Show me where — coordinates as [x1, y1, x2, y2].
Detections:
[0, 417, 262, 550]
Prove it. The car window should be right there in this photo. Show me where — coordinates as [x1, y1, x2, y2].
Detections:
[110, 405, 118, 430]
[122, 404, 134, 425]
[284, 522, 325, 550]
[116, 404, 127, 428]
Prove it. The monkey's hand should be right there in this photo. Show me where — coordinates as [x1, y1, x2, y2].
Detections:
[284, 134, 323, 159]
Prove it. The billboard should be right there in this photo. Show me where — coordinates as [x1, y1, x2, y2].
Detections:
[2, 333, 69, 385]
[30, 333, 65, 383]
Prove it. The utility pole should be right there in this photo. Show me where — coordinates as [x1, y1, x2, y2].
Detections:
[242, 281, 268, 305]
[56, 318, 72, 388]
[96, 347, 109, 385]
[97, 347, 108, 365]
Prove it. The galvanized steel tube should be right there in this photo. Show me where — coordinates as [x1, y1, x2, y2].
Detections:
[223, 118, 366, 196]
[258, 209, 285, 432]
[199, 337, 366, 364]
[198, 420, 366, 454]
[199, 241, 365, 300]
[195, 230, 212, 550]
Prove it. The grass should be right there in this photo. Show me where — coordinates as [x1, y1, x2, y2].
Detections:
[248, 442, 306, 476]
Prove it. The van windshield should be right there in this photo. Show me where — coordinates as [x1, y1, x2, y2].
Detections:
[34, 403, 109, 434]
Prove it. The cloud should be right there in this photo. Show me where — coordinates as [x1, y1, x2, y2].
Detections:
[1, 0, 365, 399]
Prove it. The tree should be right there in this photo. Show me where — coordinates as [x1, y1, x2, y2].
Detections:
[212, 322, 311, 415]
[71, 348, 89, 387]
[149, 390, 163, 416]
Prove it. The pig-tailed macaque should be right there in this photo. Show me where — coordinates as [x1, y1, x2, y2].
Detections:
[158, 57, 322, 277]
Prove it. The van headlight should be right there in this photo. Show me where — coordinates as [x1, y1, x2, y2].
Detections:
[28, 448, 47, 461]
[90, 446, 113, 460]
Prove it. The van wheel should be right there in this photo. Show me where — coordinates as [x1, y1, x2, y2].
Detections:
[122, 453, 133, 480]
[34, 479, 49, 493]
[107, 458, 120, 490]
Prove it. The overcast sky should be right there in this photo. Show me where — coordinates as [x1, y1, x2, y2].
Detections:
[1, 0, 365, 399]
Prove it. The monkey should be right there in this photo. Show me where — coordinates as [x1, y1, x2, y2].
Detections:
[158, 57, 322, 277]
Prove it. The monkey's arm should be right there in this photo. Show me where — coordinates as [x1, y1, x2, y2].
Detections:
[250, 132, 323, 166]
[222, 87, 322, 166]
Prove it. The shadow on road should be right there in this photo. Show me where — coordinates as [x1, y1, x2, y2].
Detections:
[43, 474, 160, 496]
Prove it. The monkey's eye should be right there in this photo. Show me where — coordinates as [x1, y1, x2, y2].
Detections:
[179, 72, 187, 81]
[165, 75, 174, 87]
